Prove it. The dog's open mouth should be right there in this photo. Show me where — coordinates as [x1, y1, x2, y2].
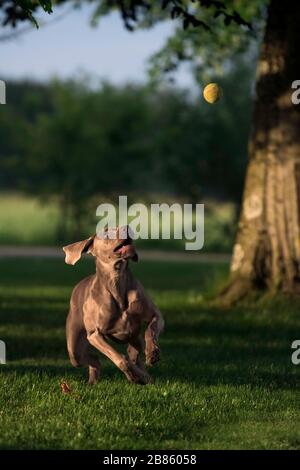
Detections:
[114, 237, 131, 253]
[113, 238, 138, 261]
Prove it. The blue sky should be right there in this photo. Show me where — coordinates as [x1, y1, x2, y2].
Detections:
[0, 4, 193, 88]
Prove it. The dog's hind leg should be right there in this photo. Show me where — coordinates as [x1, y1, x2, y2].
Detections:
[68, 330, 101, 385]
[87, 355, 101, 385]
[66, 310, 101, 385]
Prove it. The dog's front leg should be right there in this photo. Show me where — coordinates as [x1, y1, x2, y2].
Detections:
[87, 329, 151, 384]
[145, 310, 164, 366]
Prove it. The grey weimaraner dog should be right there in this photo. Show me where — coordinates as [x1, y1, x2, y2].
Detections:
[63, 227, 164, 385]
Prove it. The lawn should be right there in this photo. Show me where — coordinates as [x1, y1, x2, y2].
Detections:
[0, 192, 235, 252]
[0, 258, 300, 450]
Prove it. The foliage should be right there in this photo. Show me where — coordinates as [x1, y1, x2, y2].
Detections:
[0, 80, 53, 189]
[0, 59, 253, 239]
[0, 0, 52, 27]
[150, 57, 254, 202]
[25, 80, 153, 238]
[1, 1, 266, 79]
[146, 1, 267, 83]
[8, 1, 253, 30]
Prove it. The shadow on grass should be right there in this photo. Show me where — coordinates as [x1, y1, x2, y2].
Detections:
[1, 258, 299, 392]
[0, 258, 229, 292]
[2, 317, 298, 391]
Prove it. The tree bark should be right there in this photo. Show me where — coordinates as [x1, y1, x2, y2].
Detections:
[222, 0, 300, 303]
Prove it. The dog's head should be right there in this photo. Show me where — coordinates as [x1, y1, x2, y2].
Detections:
[63, 226, 138, 268]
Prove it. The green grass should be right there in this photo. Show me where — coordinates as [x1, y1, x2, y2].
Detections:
[0, 258, 300, 449]
[0, 193, 59, 245]
[0, 192, 235, 252]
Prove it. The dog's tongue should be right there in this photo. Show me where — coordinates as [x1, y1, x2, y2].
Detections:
[120, 244, 134, 256]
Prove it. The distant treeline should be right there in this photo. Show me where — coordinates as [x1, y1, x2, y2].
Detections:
[0, 60, 253, 237]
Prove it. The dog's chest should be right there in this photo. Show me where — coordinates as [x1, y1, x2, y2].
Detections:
[84, 288, 143, 341]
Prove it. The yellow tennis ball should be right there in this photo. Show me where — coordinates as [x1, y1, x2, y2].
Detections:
[203, 83, 222, 104]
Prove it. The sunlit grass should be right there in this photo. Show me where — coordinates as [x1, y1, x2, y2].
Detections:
[0, 258, 299, 449]
[0, 192, 59, 245]
[0, 192, 235, 252]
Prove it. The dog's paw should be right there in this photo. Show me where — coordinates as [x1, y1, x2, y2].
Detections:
[124, 361, 152, 385]
[139, 370, 153, 385]
[146, 346, 160, 366]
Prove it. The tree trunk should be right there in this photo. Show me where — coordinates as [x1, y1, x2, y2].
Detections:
[222, 0, 300, 303]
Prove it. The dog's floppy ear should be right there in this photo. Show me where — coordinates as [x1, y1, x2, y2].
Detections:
[63, 236, 95, 265]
